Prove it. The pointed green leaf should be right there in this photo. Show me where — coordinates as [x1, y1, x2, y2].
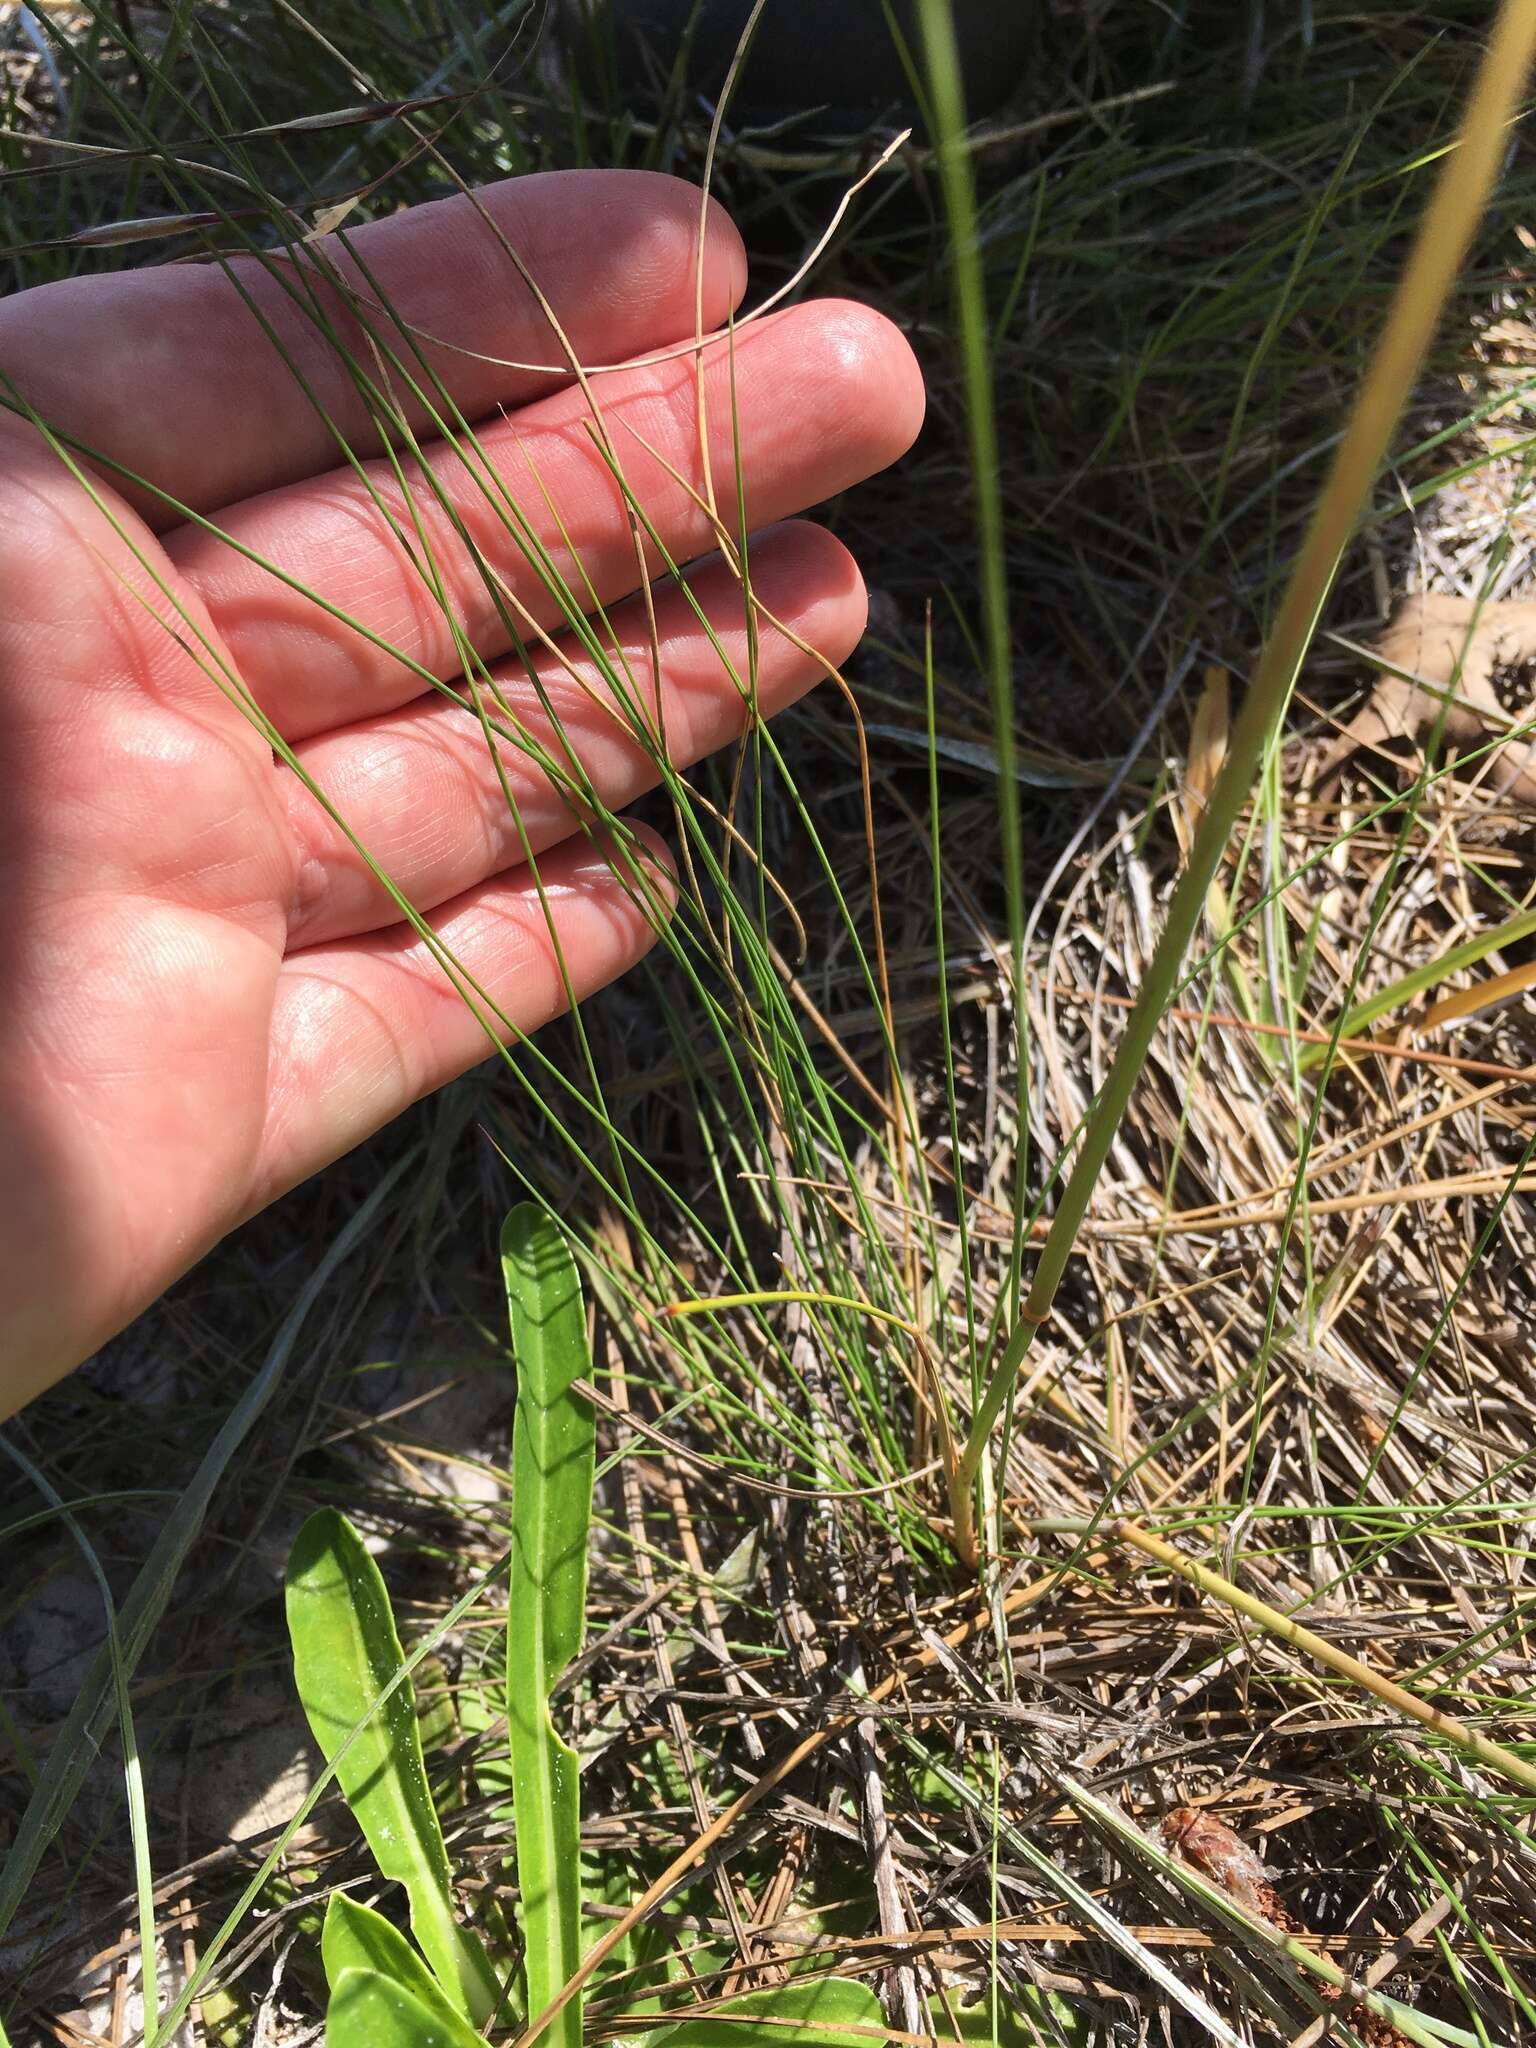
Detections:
[502, 1204, 596, 2048]
[648, 1979, 888, 2048]
[322, 1894, 484, 2033]
[325, 1965, 485, 2048]
[286, 1509, 499, 2024]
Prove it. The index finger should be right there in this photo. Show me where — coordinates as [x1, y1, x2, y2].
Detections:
[0, 169, 746, 524]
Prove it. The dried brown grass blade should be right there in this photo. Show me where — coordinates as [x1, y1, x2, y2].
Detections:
[507, 1571, 1059, 2048]
[1423, 956, 1536, 1029]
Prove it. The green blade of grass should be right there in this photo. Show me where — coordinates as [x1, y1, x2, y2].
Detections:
[913, 0, 1030, 1521]
[0, 1443, 159, 2037]
[1295, 902, 1536, 1071]
[325, 1965, 486, 2048]
[502, 1203, 597, 2048]
[286, 1509, 500, 2024]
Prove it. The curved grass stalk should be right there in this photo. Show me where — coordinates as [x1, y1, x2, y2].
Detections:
[1112, 1517, 1536, 1800]
[0, 1159, 414, 1945]
[660, 1290, 922, 1337]
[947, 0, 1536, 1567]
[0, 1443, 159, 2040]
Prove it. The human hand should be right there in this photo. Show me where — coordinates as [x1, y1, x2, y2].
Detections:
[0, 169, 923, 1413]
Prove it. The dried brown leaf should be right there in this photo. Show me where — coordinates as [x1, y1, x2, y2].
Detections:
[1163, 1807, 1412, 2047]
[1316, 592, 1536, 800]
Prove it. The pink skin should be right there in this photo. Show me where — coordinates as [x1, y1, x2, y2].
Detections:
[0, 169, 924, 1414]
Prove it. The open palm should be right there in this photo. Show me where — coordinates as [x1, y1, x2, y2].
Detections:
[0, 169, 923, 1411]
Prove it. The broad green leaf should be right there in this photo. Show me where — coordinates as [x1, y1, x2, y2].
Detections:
[321, 1895, 483, 2033]
[325, 1964, 485, 2048]
[502, 1204, 596, 2048]
[952, 1991, 1094, 2048]
[286, 1509, 499, 2024]
[648, 1979, 887, 2048]
[197, 1982, 251, 2048]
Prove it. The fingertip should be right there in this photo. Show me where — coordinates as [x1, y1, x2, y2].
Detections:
[808, 299, 927, 465]
[621, 818, 681, 919]
[611, 170, 748, 332]
[745, 521, 869, 669]
[622, 816, 676, 865]
[732, 299, 924, 499]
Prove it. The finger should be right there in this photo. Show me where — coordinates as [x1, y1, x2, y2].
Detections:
[281, 522, 861, 949]
[255, 826, 675, 1206]
[170, 298, 924, 740]
[2, 171, 746, 521]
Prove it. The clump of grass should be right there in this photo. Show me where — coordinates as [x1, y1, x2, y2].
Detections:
[6, 6, 1536, 2048]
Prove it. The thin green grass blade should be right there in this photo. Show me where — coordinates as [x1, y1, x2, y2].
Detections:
[1295, 903, 1536, 1070]
[0, 1155, 412, 1938]
[286, 1509, 499, 2024]
[325, 1966, 485, 2048]
[648, 1979, 887, 2047]
[502, 1203, 596, 2048]
[321, 1894, 487, 2030]
[0, 1443, 159, 2036]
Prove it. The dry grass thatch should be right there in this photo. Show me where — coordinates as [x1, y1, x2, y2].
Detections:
[5, 7, 1536, 2047]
